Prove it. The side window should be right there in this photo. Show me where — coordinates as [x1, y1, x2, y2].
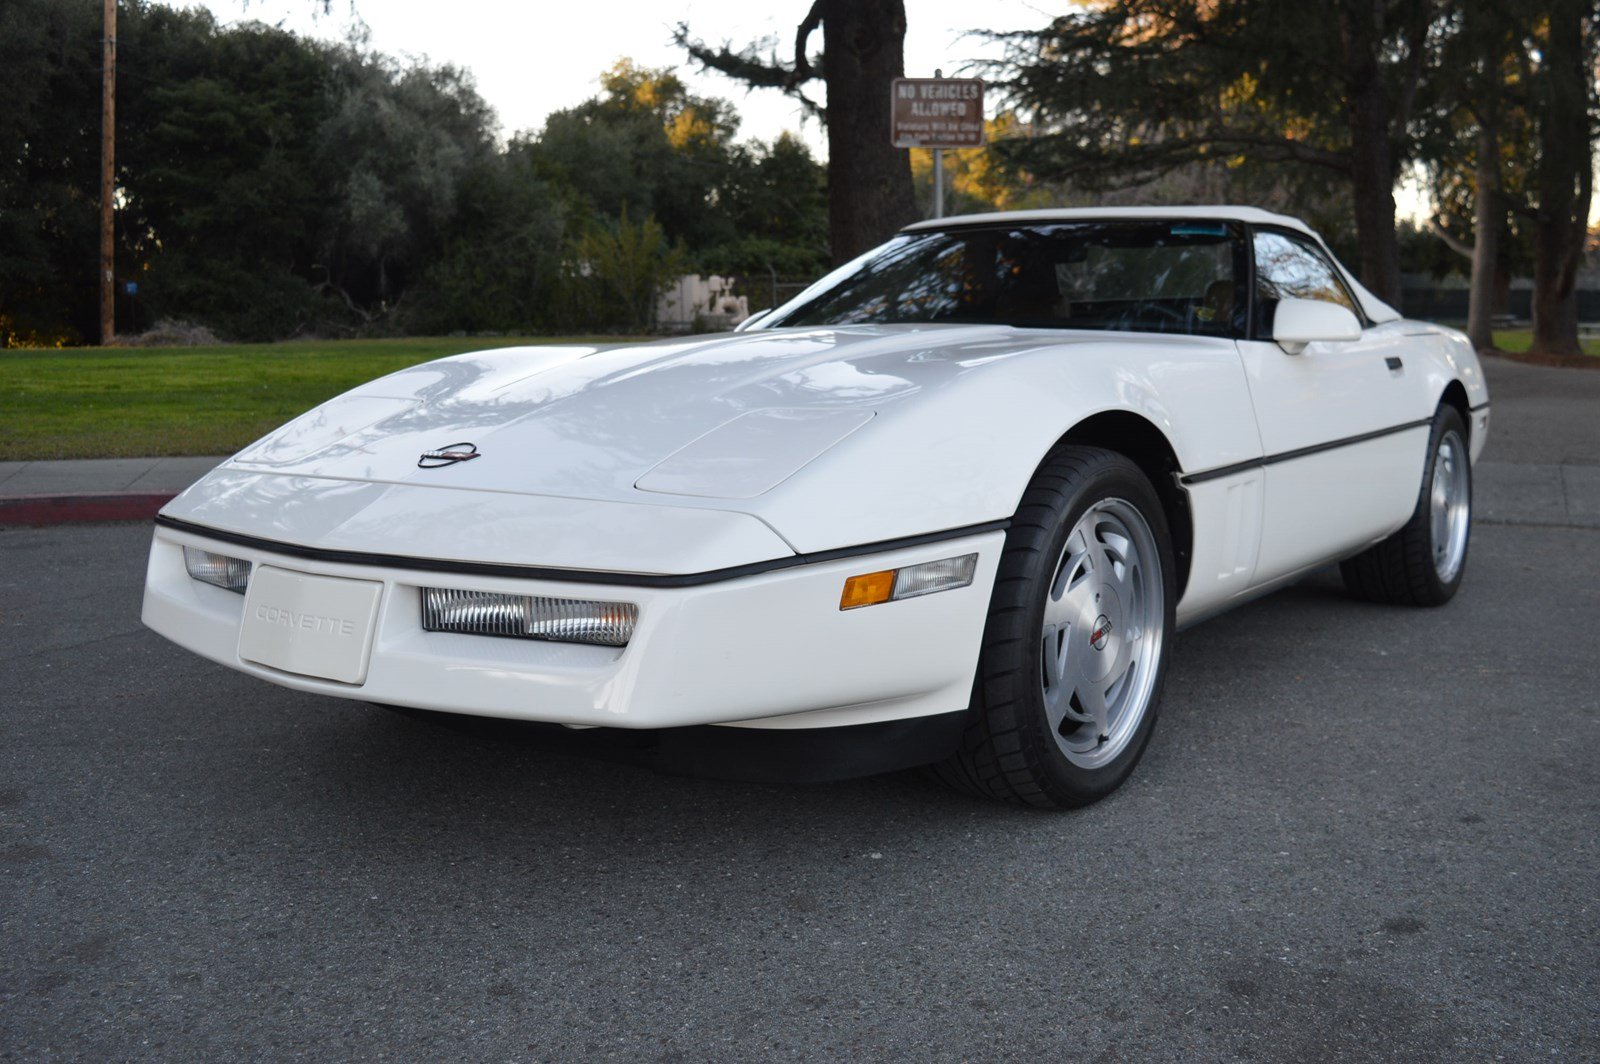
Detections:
[1252, 230, 1359, 335]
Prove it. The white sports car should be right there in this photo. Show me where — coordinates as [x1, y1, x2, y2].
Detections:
[142, 207, 1489, 807]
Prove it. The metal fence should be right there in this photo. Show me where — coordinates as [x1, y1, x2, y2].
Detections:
[726, 273, 818, 314]
[1400, 287, 1600, 324]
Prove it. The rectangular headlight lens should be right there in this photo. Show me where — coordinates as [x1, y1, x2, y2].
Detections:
[182, 546, 251, 594]
[422, 588, 638, 647]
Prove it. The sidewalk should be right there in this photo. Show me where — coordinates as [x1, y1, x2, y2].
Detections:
[1, 454, 1596, 529]
[0, 456, 225, 525]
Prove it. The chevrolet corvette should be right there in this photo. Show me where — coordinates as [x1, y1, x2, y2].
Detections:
[142, 207, 1489, 807]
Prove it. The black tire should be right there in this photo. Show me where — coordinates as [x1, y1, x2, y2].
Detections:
[932, 445, 1177, 808]
[1340, 405, 1472, 607]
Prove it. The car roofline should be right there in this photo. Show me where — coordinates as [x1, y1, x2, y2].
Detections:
[899, 205, 1311, 233]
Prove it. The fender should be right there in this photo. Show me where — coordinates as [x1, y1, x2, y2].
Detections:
[748, 331, 1262, 555]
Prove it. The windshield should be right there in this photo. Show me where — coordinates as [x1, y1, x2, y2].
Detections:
[767, 221, 1247, 338]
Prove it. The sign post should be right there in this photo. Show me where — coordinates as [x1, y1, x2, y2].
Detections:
[891, 72, 985, 220]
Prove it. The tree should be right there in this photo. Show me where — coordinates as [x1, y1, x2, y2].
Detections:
[0, 0, 106, 344]
[704, 133, 830, 276]
[675, 0, 919, 264]
[311, 51, 499, 320]
[528, 61, 742, 254]
[1527, 0, 1597, 356]
[1420, 0, 1595, 356]
[562, 208, 686, 331]
[119, 5, 338, 339]
[0, 8, 847, 344]
[984, 0, 1450, 304]
[402, 146, 570, 335]
[0, 0, 511, 342]
[1419, 1, 1529, 351]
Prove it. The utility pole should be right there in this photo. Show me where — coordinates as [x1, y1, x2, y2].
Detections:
[99, 0, 116, 345]
[931, 69, 944, 219]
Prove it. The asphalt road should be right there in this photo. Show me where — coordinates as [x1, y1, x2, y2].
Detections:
[2, 357, 1597, 1061]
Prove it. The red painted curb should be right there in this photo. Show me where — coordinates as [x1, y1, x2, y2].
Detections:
[0, 492, 176, 526]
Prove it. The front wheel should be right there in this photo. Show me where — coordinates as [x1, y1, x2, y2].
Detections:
[1341, 405, 1472, 607]
[933, 446, 1176, 808]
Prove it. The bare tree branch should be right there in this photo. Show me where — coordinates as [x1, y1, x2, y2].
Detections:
[792, 1, 825, 86]
[1428, 216, 1475, 259]
[672, 22, 825, 119]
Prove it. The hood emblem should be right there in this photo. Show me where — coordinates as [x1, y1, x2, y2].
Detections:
[418, 442, 481, 468]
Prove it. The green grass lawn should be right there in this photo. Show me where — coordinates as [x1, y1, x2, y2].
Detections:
[2, 336, 629, 461]
[1492, 328, 1600, 357]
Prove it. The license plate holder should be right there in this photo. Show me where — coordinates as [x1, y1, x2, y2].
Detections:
[239, 566, 383, 685]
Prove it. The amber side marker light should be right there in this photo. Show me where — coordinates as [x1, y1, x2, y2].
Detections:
[839, 554, 978, 610]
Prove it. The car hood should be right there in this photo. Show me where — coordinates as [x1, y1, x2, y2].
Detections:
[164, 324, 1251, 568]
[224, 325, 1030, 502]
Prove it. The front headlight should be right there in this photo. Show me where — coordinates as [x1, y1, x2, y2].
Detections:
[183, 547, 251, 594]
[421, 588, 638, 647]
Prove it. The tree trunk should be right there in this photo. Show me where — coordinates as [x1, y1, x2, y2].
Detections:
[1530, 0, 1592, 357]
[1466, 126, 1501, 352]
[1346, 122, 1403, 306]
[821, 0, 917, 264]
[1341, 3, 1404, 305]
[1492, 256, 1510, 317]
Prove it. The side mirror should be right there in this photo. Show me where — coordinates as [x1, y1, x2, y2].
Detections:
[1271, 297, 1361, 354]
[735, 308, 772, 332]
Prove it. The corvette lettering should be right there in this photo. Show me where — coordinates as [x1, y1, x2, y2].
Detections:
[254, 604, 356, 637]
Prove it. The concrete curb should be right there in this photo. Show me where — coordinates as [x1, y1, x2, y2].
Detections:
[0, 492, 176, 527]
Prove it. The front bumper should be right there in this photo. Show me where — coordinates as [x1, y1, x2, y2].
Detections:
[142, 523, 1003, 730]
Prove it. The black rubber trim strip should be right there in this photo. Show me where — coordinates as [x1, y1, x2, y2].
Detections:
[153, 514, 1011, 588]
[1469, 400, 1491, 412]
[1181, 418, 1433, 486]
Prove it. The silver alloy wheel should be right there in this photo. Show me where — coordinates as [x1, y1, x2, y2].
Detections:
[1039, 498, 1165, 769]
[1430, 429, 1471, 583]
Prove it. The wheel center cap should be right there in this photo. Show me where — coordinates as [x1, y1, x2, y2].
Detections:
[1089, 614, 1114, 651]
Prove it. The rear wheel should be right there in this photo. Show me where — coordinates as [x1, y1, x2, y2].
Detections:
[933, 446, 1176, 808]
[1340, 405, 1471, 606]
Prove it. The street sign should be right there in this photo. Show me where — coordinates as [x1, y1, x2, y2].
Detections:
[891, 77, 985, 149]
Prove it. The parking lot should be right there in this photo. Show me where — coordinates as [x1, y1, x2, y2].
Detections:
[2, 356, 1596, 1060]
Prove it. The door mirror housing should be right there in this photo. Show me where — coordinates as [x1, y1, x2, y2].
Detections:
[1271, 298, 1362, 354]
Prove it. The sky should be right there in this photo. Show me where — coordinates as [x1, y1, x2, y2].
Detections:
[187, 0, 1050, 153]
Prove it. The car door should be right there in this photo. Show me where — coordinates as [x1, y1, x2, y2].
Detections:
[1235, 227, 1434, 583]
